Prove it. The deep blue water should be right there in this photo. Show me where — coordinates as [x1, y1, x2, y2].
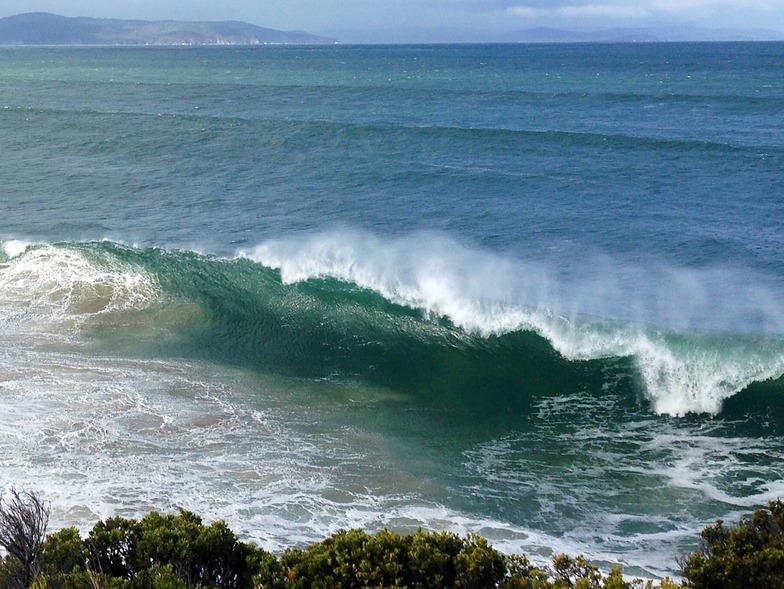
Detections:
[1, 43, 783, 577]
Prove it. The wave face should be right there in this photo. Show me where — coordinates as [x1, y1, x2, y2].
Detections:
[245, 232, 784, 417]
[3, 238, 782, 417]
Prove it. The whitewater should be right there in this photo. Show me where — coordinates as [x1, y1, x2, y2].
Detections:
[1, 42, 783, 578]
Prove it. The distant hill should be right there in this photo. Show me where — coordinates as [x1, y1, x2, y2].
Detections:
[507, 27, 660, 43]
[0, 12, 337, 46]
[506, 25, 784, 43]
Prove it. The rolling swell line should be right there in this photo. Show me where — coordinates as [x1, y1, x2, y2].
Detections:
[7, 101, 781, 158]
[0, 240, 608, 415]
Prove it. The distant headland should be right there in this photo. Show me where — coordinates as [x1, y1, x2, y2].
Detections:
[0, 12, 337, 46]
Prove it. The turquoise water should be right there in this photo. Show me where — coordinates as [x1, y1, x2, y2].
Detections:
[1, 43, 783, 577]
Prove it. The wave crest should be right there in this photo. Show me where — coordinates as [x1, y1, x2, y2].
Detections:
[241, 231, 784, 416]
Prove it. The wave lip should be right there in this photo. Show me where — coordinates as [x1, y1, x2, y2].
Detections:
[1, 239, 33, 260]
[241, 231, 784, 417]
[630, 332, 784, 415]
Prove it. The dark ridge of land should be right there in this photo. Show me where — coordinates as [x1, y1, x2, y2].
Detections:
[0, 12, 337, 46]
[507, 27, 661, 43]
[505, 25, 784, 43]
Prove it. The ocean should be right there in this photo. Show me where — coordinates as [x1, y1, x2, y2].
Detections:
[0, 42, 782, 578]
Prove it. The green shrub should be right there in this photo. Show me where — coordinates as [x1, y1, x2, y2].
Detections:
[406, 530, 464, 588]
[0, 556, 25, 589]
[129, 564, 190, 589]
[34, 522, 691, 589]
[248, 547, 286, 589]
[80, 511, 268, 589]
[41, 528, 88, 576]
[681, 500, 784, 589]
[133, 511, 249, 588]
[86, 516, 141, 580]
[453, 534, 506, 589]
[279, 528, 385, 589]
[501, 553, 551, 588]
[275, 528, 507, 589]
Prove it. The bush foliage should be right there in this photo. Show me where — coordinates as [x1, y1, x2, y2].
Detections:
[5, 493, 784, 589]
[680, 499, 784, 589]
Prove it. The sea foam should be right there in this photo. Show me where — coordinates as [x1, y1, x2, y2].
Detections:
[0, 244, 159, 327]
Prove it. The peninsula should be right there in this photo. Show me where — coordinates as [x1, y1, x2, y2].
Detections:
[0, 12, 337, 46]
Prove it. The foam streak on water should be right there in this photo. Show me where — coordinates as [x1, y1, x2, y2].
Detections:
[1, 341, 780, 578]
[0, 344, 536, 555]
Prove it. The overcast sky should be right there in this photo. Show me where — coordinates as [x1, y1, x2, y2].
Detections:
[1, 0, 783, 42]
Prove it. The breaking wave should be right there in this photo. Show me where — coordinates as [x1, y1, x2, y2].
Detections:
[2, 235, 783, 416]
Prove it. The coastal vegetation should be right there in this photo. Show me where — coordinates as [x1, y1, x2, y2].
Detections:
[1, 490, 782, 589]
